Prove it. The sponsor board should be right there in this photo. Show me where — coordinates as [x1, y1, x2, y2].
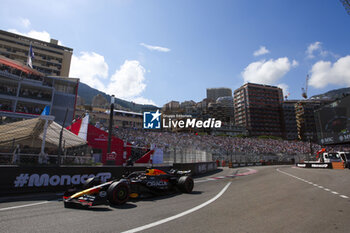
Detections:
[311, 164, 329, 168]
[14, 172, 112, 188]
[207, 163, 216, 171]
[2, 163, 216, 195]
[197, 164, 207, 174]
[296, 163, 332, 169]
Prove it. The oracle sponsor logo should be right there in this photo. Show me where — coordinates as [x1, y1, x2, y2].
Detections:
[297, 164, 306, 167]
[146, 180, 168, 187]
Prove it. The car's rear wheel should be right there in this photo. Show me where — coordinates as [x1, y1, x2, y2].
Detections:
[177, 176, 194, 193]
[107, 182, 129, 205]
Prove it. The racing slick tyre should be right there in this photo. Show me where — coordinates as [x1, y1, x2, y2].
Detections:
[177, 176, 194, 193]
[107, 182, 130, 205]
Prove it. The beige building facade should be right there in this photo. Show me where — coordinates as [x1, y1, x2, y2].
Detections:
[75, 107, 143, 129]
[0, 30, 73, 77]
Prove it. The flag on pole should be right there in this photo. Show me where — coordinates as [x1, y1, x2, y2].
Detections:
[26, 43, 35, 68]
[41, 106, 50, 116]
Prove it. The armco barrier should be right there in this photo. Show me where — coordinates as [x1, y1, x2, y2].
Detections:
[0, 166, 171, 196]
[229, 162, 264, 168]
[224, 162, 294, 168]
[173, 162, 217, 175]
[296, 163, 332, 169]
[0, 162, 217, 196]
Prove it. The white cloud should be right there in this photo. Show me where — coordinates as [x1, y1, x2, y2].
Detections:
[292, 60, 298, 67]
[140, 43, 171, 52]
[20, 18, 31, 28]
[71, 54, 155, 105]
[306, 41, 338, 59]
[8, 29, 50, 42]
[242, 57, 297, 85]
[253, 46, 270, 57]
[306, 41, 322, 59]
[8, 28, 156, 105]
[70, 52, 109, 91]
[107, 60, 146, 98]
[7, 29, 62, 45]
[309, 55, 350, 89]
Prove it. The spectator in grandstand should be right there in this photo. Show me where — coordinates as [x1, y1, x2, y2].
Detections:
[113, 128, 341, 157]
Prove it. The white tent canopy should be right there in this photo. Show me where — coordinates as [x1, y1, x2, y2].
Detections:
[0, 117, 87, 149]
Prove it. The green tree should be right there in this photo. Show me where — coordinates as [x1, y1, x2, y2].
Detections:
[341, 0, 350, 15]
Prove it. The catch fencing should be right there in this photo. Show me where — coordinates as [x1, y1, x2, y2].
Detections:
[163, 148, 212, 163]
[0, 152, 94, 166]
[212, 152, 309, 163]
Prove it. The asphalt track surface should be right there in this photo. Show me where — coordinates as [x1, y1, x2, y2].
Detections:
[1, 166, 350, 233]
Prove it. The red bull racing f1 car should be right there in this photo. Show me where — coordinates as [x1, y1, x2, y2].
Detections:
[63, 168, 194, 208]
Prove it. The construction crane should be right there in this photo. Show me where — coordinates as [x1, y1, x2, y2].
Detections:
[301, 74, 309, 99]
[284, 92, 290, 100]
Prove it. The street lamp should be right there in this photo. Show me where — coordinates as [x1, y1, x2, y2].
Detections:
[107, 95, 115, 153]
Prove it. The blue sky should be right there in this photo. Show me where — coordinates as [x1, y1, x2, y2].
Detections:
[1, 0, 350, 106]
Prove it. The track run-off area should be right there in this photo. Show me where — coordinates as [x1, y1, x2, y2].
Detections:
[1, 166, 350, 233]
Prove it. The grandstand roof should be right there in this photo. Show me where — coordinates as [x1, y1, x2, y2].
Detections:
[0, 55, 43, 76]
[0, 117, 87, 148]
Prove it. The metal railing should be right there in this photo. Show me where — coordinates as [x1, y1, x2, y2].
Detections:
[211, 152, 305, 163]
[0, 153, 94, 166]
[0, 150, 308, 166]
[163, 148, 213, 163]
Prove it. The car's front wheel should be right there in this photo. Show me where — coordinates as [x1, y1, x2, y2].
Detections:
[107, 182, 130, 205]
[177, 176, 194, 193]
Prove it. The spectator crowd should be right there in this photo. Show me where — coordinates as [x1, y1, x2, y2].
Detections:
[113, 128, 350, 157]
[0, 63, 43, 82]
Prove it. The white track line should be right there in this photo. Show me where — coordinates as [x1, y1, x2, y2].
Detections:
[276, 168, 349, 201]
[0, 201, 50, 212]
[121, 182, 232, 233]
